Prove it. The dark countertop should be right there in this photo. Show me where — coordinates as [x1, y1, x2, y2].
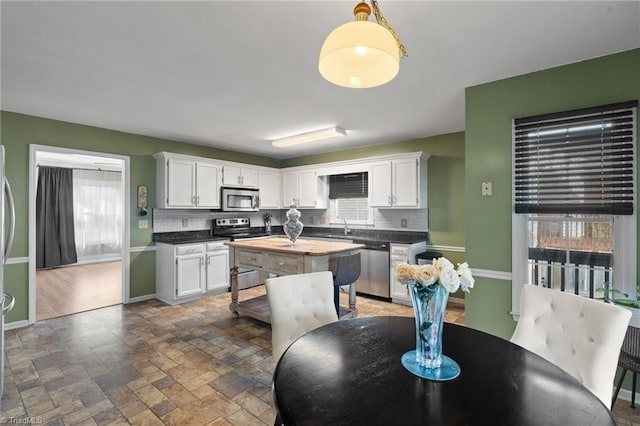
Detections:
[300, 226, 428, 245]
[154, 230, 226, 244]
[154, 226, 428, 245]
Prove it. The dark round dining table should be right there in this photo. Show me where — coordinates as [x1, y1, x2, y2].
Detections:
[272, 316, 616, 426]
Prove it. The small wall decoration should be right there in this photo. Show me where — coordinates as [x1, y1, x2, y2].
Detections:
[137, 185, 148, 216]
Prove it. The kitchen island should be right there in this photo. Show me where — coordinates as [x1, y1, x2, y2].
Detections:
[225, 237, 364, 323]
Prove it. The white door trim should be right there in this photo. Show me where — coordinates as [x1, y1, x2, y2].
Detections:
[28, 144, 131, 324]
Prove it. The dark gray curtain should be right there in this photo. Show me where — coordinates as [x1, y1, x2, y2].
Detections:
[36, 166, 78, 269]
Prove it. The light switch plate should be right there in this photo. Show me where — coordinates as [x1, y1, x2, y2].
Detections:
[138, 220, 149, 229]
[481, 181, 492, 196]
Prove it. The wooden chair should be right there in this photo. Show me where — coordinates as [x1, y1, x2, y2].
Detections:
[511, 284, 631, 408]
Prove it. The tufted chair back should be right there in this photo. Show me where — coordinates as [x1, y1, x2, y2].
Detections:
[511, 284, 631, 407]
[266, 271, 339, 363]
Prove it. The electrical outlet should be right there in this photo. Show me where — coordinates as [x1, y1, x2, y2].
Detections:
[138, 220, 148, 229]
[481, 181, 493, 196]
[181, 218, 188, 227]
[401, 218, 408, 228]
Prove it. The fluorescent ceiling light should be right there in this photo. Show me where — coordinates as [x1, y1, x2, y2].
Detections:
[272, 127, 347, 148]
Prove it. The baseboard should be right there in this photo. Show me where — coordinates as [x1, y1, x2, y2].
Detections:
[615, 388, 639, 405]
[4, 320, 29, 330]
[449, 297, 465, 306]
[127, 294, 156, 304]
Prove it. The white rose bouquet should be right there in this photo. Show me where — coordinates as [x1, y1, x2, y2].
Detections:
[395, 257, 474, 293]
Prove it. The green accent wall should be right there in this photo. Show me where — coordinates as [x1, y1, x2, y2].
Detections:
[129, 251, 156, 299]
[0, 112, 280, 322]
[1, 113, 467, 324]
[464, 48, 640, 339]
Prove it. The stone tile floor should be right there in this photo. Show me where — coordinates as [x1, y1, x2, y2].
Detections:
[1, 287, 637, 425]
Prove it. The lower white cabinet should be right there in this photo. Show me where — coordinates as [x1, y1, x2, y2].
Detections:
[389, 242, 428, 305]
[176, 252, 205, 298]
[156, 241, 230, 304]
[206, 243, 230, 292]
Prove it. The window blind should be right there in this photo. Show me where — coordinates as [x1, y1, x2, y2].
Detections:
[329, 172, 368, 199]
[514, 100, 637, 215]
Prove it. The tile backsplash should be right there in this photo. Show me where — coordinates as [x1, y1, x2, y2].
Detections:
[152, 208, 428, 233]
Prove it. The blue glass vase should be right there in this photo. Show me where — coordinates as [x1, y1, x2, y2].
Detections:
[409, 282, 448, 368]
[401, 281, 460, 381]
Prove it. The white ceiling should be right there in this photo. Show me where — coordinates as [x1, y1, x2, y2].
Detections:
[2, 1, 639, 160]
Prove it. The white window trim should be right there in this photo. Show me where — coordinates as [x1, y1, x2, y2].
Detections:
[511, 213, 636, 321]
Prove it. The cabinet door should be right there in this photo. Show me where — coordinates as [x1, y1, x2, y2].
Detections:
[240, 168, 259, 188]
[282, 171, 299, 207]
[176, 255, 205, 297]
[196, 162, 221, 208]
[259, 170, 281, 208]
[206, 250, 230, 292]
[390, 256, 411, 302]
[167, 158, 196, 207]
[298, 170, 319, 208]
[222, 165, 242, 186]
[392, 158, 418, 207]
[369, 162, 392, 207]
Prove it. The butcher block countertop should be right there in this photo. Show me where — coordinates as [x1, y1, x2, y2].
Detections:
[225, 236, 364, 256]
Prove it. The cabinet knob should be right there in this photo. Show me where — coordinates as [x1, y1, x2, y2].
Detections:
[277, 261, 285, 266]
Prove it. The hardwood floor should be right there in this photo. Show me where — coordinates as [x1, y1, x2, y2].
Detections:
[36, 261, 122, 321]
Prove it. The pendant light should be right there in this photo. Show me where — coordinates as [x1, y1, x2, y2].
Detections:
[319, 1, 407, 89]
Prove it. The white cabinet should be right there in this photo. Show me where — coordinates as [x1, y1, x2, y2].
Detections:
[156, 241, 229, 304]
[282, 169, 328, 209]
[154, 152, 222, 209]
[390, 244, 412, 305]
[176, 254, 205, 297]
[206, 242, 230, 292]
[258, 169, 281, 209]
[156, 243, 206, 304]
[196, 162, 222, 207]
[223, 165, 258, 188]
[369, 154, 426, 208]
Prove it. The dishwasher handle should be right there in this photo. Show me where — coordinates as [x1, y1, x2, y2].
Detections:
[354, 241, 389, 251]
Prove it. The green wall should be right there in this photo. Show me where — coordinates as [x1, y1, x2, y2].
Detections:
[1, 113, 465, 324]
[0, 112, 280, 322]
[464, 48, 640, 338]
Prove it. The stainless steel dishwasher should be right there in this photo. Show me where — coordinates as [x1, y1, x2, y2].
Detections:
[352, 239, 390, 299]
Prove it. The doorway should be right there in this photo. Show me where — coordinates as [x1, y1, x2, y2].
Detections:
[28, 145, 130, 322]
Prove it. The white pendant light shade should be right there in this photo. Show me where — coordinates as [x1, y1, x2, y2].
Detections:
[319, 20, 399, 88]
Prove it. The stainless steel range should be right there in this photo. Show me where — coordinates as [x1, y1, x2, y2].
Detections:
[212, 217, 270, 241]
[213, 217, 270, 290]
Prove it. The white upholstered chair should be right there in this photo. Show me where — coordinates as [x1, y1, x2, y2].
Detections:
[266, 271, 339, 363]
[511, 284, 631, 408]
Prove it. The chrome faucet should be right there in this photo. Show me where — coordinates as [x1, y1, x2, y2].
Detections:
[342, 218, 350, 235]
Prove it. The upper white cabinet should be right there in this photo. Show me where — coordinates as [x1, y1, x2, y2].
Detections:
[282, 170, 328, 209]
[258, 169, 281, 209]
[369, 154, 427, 208]
[222, 165, 258, 188]
[154, 152, 222, 209]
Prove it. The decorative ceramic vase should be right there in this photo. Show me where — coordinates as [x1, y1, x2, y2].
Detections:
[284, 203, 303, 245]
[401, 281, 460, 381]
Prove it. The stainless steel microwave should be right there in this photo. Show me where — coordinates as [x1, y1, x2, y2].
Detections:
[221, 187, 260, 212]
